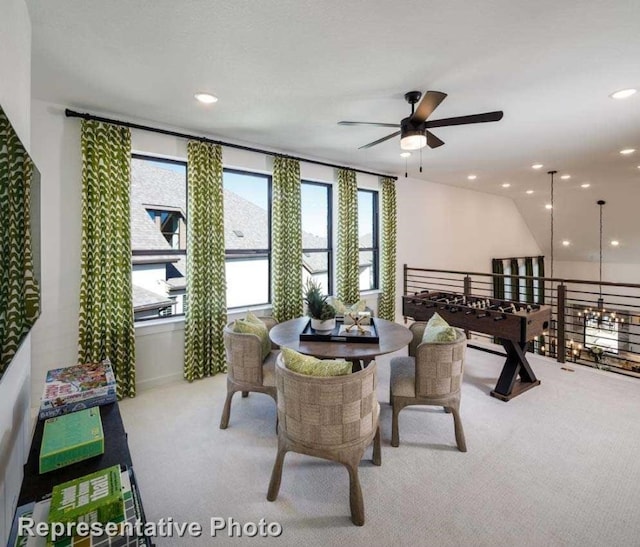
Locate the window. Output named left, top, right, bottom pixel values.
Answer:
left=223, top=169, right=271, bottom=308
left=301, top=181, right=332, bottom=294
left=130, top=155, right=187, bottom=321
left=357, top=189, right=379, bottom=291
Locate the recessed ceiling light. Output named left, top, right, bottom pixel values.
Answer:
left=581, top=183, right=591, bottom=188
left=467, top=174, right=477, bottom=180
left=400, top=152, right=411, bottom=158
left=531, top=164, right=543, bottom=169
left=545, top=204, right=553, bottom=210
left=620, top=148, right=636, bottom=155
left=560, top=174, right=571, bottom=180
left=611, top=240, right=620, bottom=246
left=526, top=190, right=534, bottom=194
left=501, top=183, right=511, bottom=188
left=562, top=240, right=570, bottom=246
left=610, top=88, right=637, bottom=99
left=194, top=92, right=218, bottom=104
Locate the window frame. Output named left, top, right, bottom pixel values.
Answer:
left=301, top=179, right=334, bottom=294
left=131, top=154, right=189, bottom=322
left=357, top=188, right=380, bottom=291
left=223, top=167, right=273, bottom=310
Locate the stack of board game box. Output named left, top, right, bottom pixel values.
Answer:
left=7, top=467, right=149, bottom=547
left=39, top=361, right=117, bottom=420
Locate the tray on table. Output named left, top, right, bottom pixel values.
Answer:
left=299, top=319, right=379, bottom=344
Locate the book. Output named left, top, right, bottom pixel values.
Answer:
left=38, top=392, right=117, bottom=421
left=48, top=465, right=124, bottom=527
left=39, top=361, right=117, bottom=420
left=40, top=408, right=105, bottom=474
left=50, top=469, right=147, bottom=547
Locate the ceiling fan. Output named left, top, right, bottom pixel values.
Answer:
left=338, top=91, right=504, bottom=150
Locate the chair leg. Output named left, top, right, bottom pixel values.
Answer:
left=219, top=390, right=235, bottom=429
left=391, top=400, right=401, bottom=447
left=450, top=405, right=467, bottom=452
left=267, top=445, right=287, bottom=501
left=443, top=406, right=451, bottom=413
left=346, top=461, right=365, bottom=526
left=242, top=391, right=249, bottom=398
left=372, top=426, right=381, bottom=466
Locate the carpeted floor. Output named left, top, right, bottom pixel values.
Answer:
left=119, top=348, right=640, bottom=546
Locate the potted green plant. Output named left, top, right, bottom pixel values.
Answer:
left=304, top=279, right=336, bottom=331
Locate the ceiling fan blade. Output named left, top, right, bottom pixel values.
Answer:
left=358, top=131, right=401, bottom=149
left=339, top=121, right=400, bottom=128
left=425, top=111, right=504, bottom=128
left=426, top=131, right=445, bottom=148
left=411, top=91, right=448, bottom=123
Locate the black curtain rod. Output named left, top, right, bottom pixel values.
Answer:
left=65, top=109, right=398, bottom=180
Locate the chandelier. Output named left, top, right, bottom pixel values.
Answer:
left=577, top=200, right=623, bottom=327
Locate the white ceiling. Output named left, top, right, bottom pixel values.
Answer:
left=27, top=0, right=640, bottom=263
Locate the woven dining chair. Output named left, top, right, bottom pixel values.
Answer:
left=219, top=317, right=279, bottom=429
left=389, top=323, right=467, bottom=451
left=267, top=354, right=381, bottom=526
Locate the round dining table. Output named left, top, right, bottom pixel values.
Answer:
left=269, top=316, right=413, bottom=370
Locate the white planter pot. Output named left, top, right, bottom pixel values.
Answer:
left=310, top=318, right=336, bottom=332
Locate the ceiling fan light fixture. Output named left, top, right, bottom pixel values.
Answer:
left=400, top=131, right=427, bottom=150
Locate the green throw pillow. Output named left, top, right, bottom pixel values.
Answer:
left=245, top=311, right=263, bottom=325
left=234, top=317, right=271, bottom=361
left=331, top=297, right=367, bottom=315
left=422, top=325, right=459, bottom=343
left=281, top=348, right=352, bottom=377
left=426, top=312, right=449, bottom=328
left=422, top=313, right=459, bottom=343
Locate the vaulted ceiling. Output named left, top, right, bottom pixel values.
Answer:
left=27, top=0, right=640, bottom=263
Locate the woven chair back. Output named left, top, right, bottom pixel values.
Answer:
left=223, top=322, right=263, bottom=385
left=275, top=354, right=378, bottom=448
left=414, top=330, right=466, bottom=398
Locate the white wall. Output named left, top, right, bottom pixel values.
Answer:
left=30, top=100, right=541, bottom=398
left=554, top=260, right=640, bottom=285
left=0, top=0, right=31, bottom=542
left=395, top=177, right=542, bottom=319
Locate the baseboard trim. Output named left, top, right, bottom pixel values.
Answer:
left=136, top=372, right=184, bottom=392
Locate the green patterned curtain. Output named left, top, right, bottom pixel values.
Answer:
left=510, top=258, right=519, bottom=301
left=378, top=177, right=397, bottom=321
left=271, top=156, right=303, bottom=322
left=0, top=107, right=40, bottom=377
left=525, top=257, right=534, bottom=303
left=337, top=168, right=359, bottom=303
left=492, top=259, right=504, bottom=299
left=537, top=256, right=546, bottom=304
left=78, top=120, right=135, bottom=398
left=184, top=141, right=226, bottom=381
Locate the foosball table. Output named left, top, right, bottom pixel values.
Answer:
left=402, top=290, right=552, bottom=401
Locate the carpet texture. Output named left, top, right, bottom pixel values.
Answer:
left=120, top=348, right=640, bottom=546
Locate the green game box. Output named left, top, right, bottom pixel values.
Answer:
left=48, top=464, right=124, bottom=526
left=40, top=407, right=105, bottom=473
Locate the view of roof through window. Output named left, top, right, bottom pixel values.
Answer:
left=130, top=157, right=376, bottom=320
